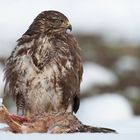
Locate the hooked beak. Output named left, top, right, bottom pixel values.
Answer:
left=67, top=24, right=72, bottom=31
left=66, top=21, right=72, bottom=31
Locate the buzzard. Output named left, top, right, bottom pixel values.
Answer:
left=4, top=11, right=83, bottom=116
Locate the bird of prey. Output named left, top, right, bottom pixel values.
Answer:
left=4, top=11, right=83, bottom=116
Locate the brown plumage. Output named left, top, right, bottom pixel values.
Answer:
left=4, top=11, right=83, bottom=116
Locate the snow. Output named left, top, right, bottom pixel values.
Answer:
left=76, top=94, right=133, bottom=125
left=0, top=65, right=5, bottom=98
left=75, top=93, right=140, bottom=135
left=108, top=117, right=140, bottom=134
left=0, top=133, right=140, bottom=140
left=81, top=62, right=118, bottom=92
left=0, top=98, right=2, bottom=105
left=0, top=98, right=3, bottom=105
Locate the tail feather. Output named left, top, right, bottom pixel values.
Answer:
left=80, top=125, right=117, bottom=133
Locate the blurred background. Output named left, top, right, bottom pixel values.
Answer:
left=0, top=0, right=140, bottom=133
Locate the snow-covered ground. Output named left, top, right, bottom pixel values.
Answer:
left=76, top=94, right=140, bottom=134
left=0, top=133, right=139, bottom=140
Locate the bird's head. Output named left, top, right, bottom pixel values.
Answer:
left=43, top=10, right=72, bottom=32
left=24, top=10, right=72, bottom=35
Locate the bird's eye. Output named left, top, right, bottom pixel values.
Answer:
left=55, top=19, right=63, bottom=25
left=55, top=20, right=61, bottom=24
